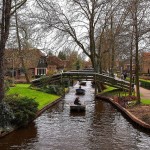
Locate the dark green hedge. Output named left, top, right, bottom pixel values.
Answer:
left=4, top=94, right=39, bottom=127
left=139, top=79, right=150, bottom=89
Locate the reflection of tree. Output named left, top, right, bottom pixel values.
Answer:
left=92, top=101, right=104, bottom=123
left=92, top=101, right=116, bottom=125
left=87, top=100, right=116, bottom=149
left=46, top=100, right=64, bottom=114
left=0, top=122, right=37, bottom=150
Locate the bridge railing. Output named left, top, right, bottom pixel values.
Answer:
left=31, top=71, right=130, bottom=90
left=95, top=73, right=130, bottom=90
left=32, top=74, right=62, bottom=87
left=62, top=72, right=130, bottom=90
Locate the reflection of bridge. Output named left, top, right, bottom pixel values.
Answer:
left=32, top=70, right=130, bottom=90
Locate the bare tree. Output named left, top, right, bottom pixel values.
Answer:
left=34, top=0, right=123, bottom=72
left=14, top=0, right=30, bottom=83
left=95, top=0, right=131, bottom=75
left=128, top=0, right=150, bottom=103
left=0, top=0, right=27, bottom=102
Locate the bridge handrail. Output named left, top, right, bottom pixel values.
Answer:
left=31, top=71, right=130, bottom=90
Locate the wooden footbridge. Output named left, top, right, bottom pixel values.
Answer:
left=32, top=69, right=130, bottom=91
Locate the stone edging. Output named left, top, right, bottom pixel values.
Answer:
left=95, top=95, right=150, bottom=131
left=35, top=96, right=64, bottom=119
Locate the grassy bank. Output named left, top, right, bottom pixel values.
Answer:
left=141, top=99, right=150, bottom=105
left=100, top=86, right=150, bottom=105
left=100, top=86, right=117, bottom=94
left=7, top=84, right=60, bottom=110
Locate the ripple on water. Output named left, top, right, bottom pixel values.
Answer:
left=0, top=81, right=150, bottom=150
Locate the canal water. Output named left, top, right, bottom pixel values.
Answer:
left=0, top=81, right=150, bottom=150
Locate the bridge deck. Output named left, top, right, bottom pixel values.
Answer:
left=32, top=70, right=130, bottom=90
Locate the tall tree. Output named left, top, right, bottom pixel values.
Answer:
left=0, top=0, right=12, bottom=102
left=14, top=0, right=30, bottom=83
left=58, top=51, right=67, bottom=60
left=35, top=0, right=121, bottom=72
left=129, top=0, right=150, bottom=103
left=0, top=0, right=27, bottom=102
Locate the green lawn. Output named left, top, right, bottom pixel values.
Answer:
left=7, top=84, right=60, bottom=110
left=100, top=86, right=150, bottom=105
left=140, top=79, right=150, bottom=83
left=99, top=86, right=117, bottom=94
left=141, top=99, right=150, bottom=105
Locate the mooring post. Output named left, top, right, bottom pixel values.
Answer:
left=61, top=73, right=65, bottom=96
left=94, top=74, right=97, bottom=95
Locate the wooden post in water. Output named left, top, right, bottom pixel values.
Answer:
left=61, top=73, right=65, bottom=96
left=94, top=74, right=97, bottom=96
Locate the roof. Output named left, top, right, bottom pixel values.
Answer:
left=46, top=55, right=67, bottom=69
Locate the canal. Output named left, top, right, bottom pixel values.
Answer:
left=0, top=81, right=150, bottom=150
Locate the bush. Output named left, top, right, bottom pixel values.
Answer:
left=4, top=95, right=39, bottom=127
left=139, top=79, right=150, bottom=89
left=4, top=79, right=15, bottom=92
left=4, top=80, right=10, bottom=92
left=0, top=102, right=14, bottom=128
left=41, top=85, right=64, bottom=96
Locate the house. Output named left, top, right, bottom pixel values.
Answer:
left=141, top=52, right=150, bottom=74
left=4, top=48, right=45, bottom=78
left=34, top=55, right=67, bottom=76
left=114, top=58, right=136, bottom=74
left=4, top=49, right=68, bottom=79
left=46, top=55, right=67, bottom=71
left=35, top=56, right=48, bottom=76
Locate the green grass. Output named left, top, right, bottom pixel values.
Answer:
left=101, top=85, right=150, bottom=105
left=140, top=79, right=150, bottom=83
left=141, top=99, right=150, bottom=105
left=99, top=86, right=117, bottom=94
left=7, top=84, right=60, bottom=110
left=99, top=86, right=129, bottom=96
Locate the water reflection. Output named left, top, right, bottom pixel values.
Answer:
left=0, top=81, right=150, bottom=150
left=0, top=122, right=37, bottom=150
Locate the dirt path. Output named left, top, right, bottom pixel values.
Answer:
left=139, top=87, right=150, bottom=99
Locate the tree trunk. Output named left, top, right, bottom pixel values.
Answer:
left=15, top=1, right=30, bottom=83
left=129, top=32, right=133, bottom=95
left=110, top=3, right=115, bottom=77
left=135, top=33, right=140, bottom=103
left=0, top=44, right=5, bottom=102
left=134, top=0, right=140, bottom=104
left=0, top=0, right=12, bottom=102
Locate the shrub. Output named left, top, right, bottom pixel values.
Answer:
left=139, top=79, right=150, bottom=89
left=47, top=70, right=56, bottom=76
left=0, top=102, right=14, bottom=128
left=4, top=80, right=10, bottom=92
left=4, top=95, right=39, bottom=127
left=41, top=85, right=64, bottom=95
left=4, top=79, right=15, bottom=92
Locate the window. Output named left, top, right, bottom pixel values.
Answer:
left=37, top=68, right=46, bottom=75
left=39, top=59, right=44, bottom=63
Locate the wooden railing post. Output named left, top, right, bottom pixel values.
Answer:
left=94, top=74, right=97, bottom=95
